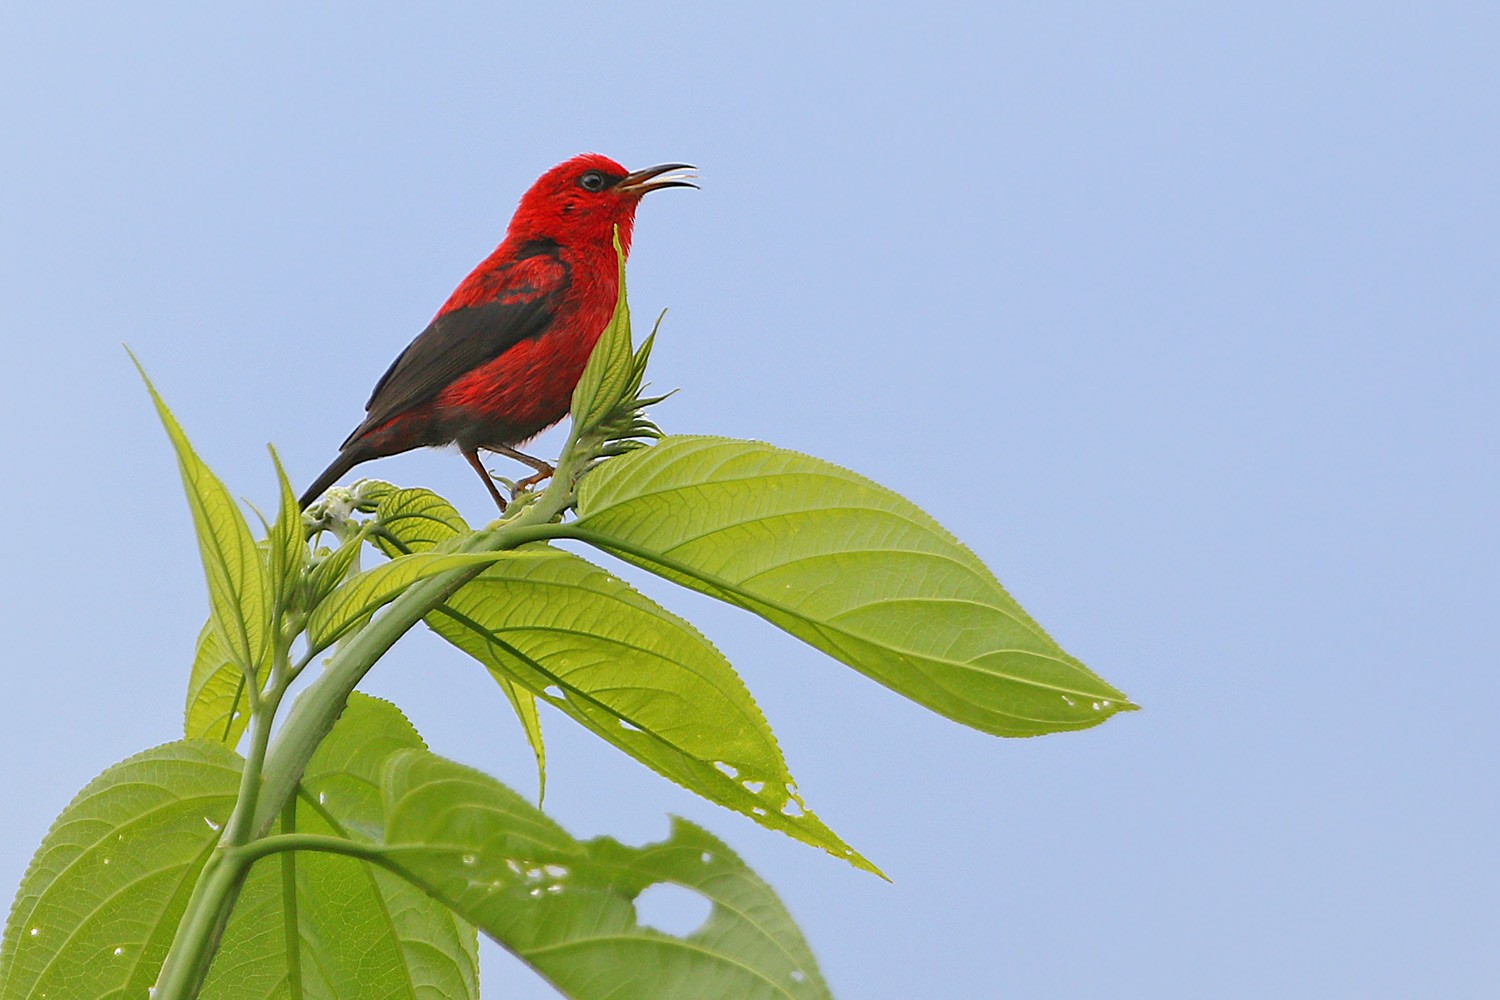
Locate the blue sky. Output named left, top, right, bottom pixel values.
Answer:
left=2, top=3, right=1496, bottom=997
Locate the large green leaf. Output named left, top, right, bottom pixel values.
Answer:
left=424, top=546, right=871, bottom=871
left=201, top=694, right=479, bottom=1000
left=372, top=489, right=871, bottom=872
left=137, top=360, right=271, bottom=684
left=573, top=435, right=1136, bottom=737
left=379, top=751, right=833, bottom=1000
left=0, top=741, right=242, bottom=1000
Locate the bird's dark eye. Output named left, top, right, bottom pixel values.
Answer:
left=578, top=170, right=607, bottom=192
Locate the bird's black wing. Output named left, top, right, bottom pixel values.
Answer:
left=343, top=243, right=569, bottom=447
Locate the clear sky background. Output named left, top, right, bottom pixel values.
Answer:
left=2, top=4, right=1495, bottom=997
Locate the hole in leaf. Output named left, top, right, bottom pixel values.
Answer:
left=791, top=970, right=806, bottom=983
left=634, top=883, right=712, bottom=937
left=742, top=779, right=765, bottom=794
left=782, top=799, right=804, bottom=818
left=752, top=806, right=767, bottom=816
left=543, top=685, right=564, bottom=700
left=619, top=718, right=642, bottom=732
left=700, top=852, right=713, bottom=864
left=713, top=761, right=738, bottom=779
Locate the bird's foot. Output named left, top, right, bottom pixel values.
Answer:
left=510, top=461, right=556, bottom=496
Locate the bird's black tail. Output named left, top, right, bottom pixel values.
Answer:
left=298, top=450, right=365, bottom=509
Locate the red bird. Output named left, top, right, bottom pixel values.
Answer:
left=299, top=154, right=694, bottom=510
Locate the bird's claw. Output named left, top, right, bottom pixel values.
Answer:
left=510, top=464, right=555, bottom=496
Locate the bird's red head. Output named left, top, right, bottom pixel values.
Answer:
left=505, top=153, right=696, bottom=255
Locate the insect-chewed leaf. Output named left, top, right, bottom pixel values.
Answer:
left=568, top=234, right=634, bottom=434
left=201, top=694, right=479, bottom=1000
left=135, top=360, right=271, bottom=683
left=184, top=620, right=251, bottom=746
left=424, top=545, right=874, bottom=873
left=574, top=435, right=1136, bottom=737
left=305, top=550, right=509, bottom=652
left=0, top=741, right=242, bottom=1000
left=378, top=751, right=833, bottom=1000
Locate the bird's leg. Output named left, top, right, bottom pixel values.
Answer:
left=463, top=448, right=509, bottom=511
left=489, top=445, right=556, bottom=494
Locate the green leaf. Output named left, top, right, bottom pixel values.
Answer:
left=568, top=232, right=634, bottom=433
left=305, top=550, right=511, bottom=653
left=425, top=546, right=874, bottom=873
left=372, top=488, right=548, bottom=798
left=371, top=476, right=857, bottom=866
left=185, top=453, right=304, bottom=749
left=492, top=672, right=548, bottom=803
left=266, top=446, right=308, bottom=617
left=185, top=621, right=251, bottom=746
left=0, top=741, right=242, bottom=1000
left=201, top=694, right=479, bottom=1000
left=379, top=751, right=833, bottom=1000
left=303, top=531, right=363, bottom=613
left=371, top=486, right=470, bottom=556
left=135, top=357, right=271, bottom=684
left=574, top=435, right=1136, bottom=737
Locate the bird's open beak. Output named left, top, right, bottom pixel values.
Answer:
left=618, top=163, right=698, bottom=194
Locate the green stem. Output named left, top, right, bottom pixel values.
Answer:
left=149, top=853, right=251, bottom=1000
left=279, top=798, right=304, bottom=1000
left=153, top=681, right=284, bottom=999
left=232, top=832, right=394, bottom=867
